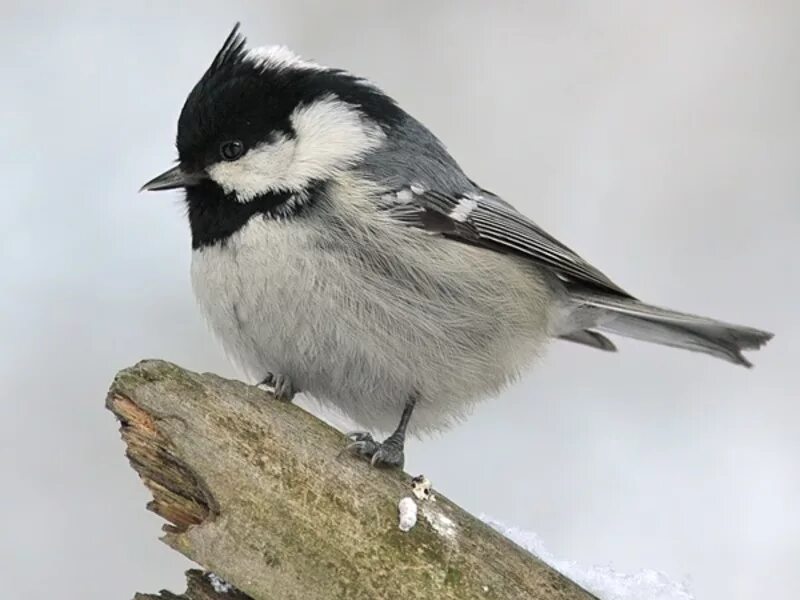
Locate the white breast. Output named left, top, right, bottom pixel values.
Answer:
left=191, top=191, right=555, bottom=434
left=191, top=214, right=316, bottom=381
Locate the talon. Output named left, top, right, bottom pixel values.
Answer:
left=345, top=431, right=405, bottom=469
left=347, top=431, right=373, bottom=442
left=344, top=395, right=416, bottom=469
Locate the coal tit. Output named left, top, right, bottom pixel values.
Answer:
left=142, top=24, right=772, bottom=468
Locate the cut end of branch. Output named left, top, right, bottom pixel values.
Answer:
left=107, top=391, right=215, bottom=533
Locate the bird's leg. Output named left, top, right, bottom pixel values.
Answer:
left=258, top=372, right=297, bottom=403
left=348, top=394, right=417, bottom=469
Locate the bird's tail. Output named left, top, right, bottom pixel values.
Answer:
left=568, top=291, right=773, bottom=367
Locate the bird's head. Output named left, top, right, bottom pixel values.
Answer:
left=141, top=24, right=401, bottom=216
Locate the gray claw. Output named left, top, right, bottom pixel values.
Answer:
left=259, top=372, right=296, bottom=402
left=346, top=431, right=405, bottom=469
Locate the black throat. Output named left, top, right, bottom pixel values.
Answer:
left=185, top=180, right=306, bottom=249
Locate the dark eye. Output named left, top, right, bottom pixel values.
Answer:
left=220, top=140, right=244, bottom=161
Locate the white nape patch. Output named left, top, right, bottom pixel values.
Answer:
left=289, top=95, right=385, bottom=184
left=207, top=96, right=385, bottom=202
left=245, top=45, right=325, bottom=72
left=397, top=497, right=418, bottom=532
left=449, top=196, right=479, bottom=222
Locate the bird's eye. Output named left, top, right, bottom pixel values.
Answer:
left=220, top=140, right=244, bottom=161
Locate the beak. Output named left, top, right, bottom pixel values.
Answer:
left=140, top=164, right=206, bottom=192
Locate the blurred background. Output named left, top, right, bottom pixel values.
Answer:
left=1, top=1, right=798, bottom=598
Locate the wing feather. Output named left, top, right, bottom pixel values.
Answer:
left=378, top=186, right=631, bottom=297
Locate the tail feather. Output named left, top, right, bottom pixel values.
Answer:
left=570, top=293, right=773, bottom=367
left=559, top=330, right=617, bottom=352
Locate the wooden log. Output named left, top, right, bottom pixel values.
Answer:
left=107, top=360, right=598, bottom=600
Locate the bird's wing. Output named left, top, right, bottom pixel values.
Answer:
left=376, top=185, right=633, bottom=298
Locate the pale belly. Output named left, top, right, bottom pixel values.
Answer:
left=191, top=214, right=555, bottom=433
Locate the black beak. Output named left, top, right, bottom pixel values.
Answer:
left=140, top=165, right=206, bottom=192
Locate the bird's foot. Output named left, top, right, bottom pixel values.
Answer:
left=346, top=431, right=405, bottom=469
left=258, top=372, right=296, bottom=402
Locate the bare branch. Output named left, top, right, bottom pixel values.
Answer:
left=108, top=360, right=598, bottom=600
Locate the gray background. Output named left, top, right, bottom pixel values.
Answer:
left=1, top=1, right=797, bottom=599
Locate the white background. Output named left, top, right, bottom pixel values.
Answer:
left=1, top=2, right=797, bottom=599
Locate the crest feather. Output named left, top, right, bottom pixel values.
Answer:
left=209, top=23, right=248, bottom=74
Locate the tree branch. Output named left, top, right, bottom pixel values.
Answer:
left=107, top=360, right=598, bottom=600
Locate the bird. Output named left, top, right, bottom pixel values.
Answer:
left=141, top=24, right=772, bottom=468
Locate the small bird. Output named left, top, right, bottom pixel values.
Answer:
left=142, top=25, right=772, bottom=468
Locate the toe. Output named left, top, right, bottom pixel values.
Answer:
left=344, top=433, right=404, bottom=468
left=274, top=375, right=296, bottom=402
left=257, top=373, right=275, bottom=387
left=259, top=373, right=296, bottom=402
left=275, top=385, right=294, bottom=402
left=347, top=431, right=375, bottom=443
left=346, top=438, right=380, bottom=458
left=370, top=444, right=405, bottom=469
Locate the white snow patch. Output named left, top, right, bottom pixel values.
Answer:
left=398, top=497, right=418, bottom=532
left=481, top=517, right=694, bottom=600
left=207, top=573, right=233, bottom=594
left=422, top=505, right=458, bottom=539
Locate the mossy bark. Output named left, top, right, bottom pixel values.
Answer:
left=108, top=360, right=598, bottom=600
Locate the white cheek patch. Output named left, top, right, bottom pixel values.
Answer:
left=207, top=97, right=385, bottom=202
left=207, top=136, right=298, bottom=202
